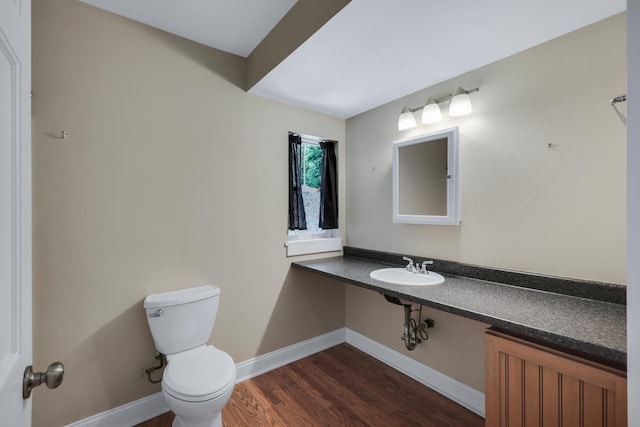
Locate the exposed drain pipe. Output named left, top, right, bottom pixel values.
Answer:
left=383, top=294, right=434, bottom=351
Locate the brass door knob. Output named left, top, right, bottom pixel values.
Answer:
left=23, top=362, right=65, bottom=399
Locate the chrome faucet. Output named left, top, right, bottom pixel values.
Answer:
left=420, top=260, right=434, bottom=274
left=402, top=256, right=417, bottom=272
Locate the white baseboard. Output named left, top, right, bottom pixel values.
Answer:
left=66, top=327, right=484, bottom=426
left=64, top=392, right=168, bottom=427
left=345, top=328, right=485, bottom=417
left=235, top=328, right=346, bottom=382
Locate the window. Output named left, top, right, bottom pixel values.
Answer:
left=286, top=132, right=342, bottom=256
left=290, top=142, right=322, bottom=236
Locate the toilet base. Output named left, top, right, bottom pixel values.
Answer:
left=163, top=375, right=234, bottom=427
left=172, top=412, right=222, bottom=427
left=161, top=346, right=236, bottom=427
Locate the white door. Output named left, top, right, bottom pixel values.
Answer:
left=0, top=0, right=32, bottom=425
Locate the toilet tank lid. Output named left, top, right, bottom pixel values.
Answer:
left=144, top=285, right=220, bottom=309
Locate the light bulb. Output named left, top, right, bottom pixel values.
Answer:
left=398, top=107, right=417, bottom=131
left=449, top=87, right=472, bottom=116
left=421, top=98, right=442, bottom=124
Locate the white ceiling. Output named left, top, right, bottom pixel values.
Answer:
left=79, top=0, right=297, bottom=57
left=80, top=0, right=626, bottom=119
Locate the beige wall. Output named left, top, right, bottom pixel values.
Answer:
left=345, top=14, right=626, bottom=392
left=31, top=1, right=345, bottom=425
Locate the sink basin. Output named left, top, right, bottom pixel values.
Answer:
left=369, top=268, right=445, bottom=286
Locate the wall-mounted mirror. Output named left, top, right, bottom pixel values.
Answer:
left=393, top=127, right=460, bottom=225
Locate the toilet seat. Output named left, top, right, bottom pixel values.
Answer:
left=163, top=345, right=236, bottom=402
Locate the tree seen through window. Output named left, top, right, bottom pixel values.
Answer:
left=302, top=143, right=321, bottom=189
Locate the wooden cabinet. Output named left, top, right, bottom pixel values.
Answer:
left=485, top=329, right=627, bottom=427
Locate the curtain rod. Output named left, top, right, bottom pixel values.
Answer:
left=289, top=131, right=338, bottom=144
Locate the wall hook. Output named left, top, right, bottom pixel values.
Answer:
left=610, top=94, right=627, bottom=127
left=61, top=131, right=68, bottom=139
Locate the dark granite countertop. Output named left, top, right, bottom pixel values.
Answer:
left=292, top=253, right=627, bottom=367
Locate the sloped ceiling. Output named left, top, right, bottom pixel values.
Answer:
left=79, top=0, right=298, bottom=57
left=80, top=0, right=626, bottom=119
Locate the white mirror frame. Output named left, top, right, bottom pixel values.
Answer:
left=393, top=127, right=460, bottom=225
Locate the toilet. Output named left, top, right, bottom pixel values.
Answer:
left=144, top=285, right=236, bottom=427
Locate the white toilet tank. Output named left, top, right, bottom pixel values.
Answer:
left=144, top=285, right=220, bottom=355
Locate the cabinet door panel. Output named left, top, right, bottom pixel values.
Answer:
left=507, top=354, right=524, bottom=426
left=582, top=381, right=605, bottom=427
left=485, top=330, right=627, bottom=427
left=523, top=361, right=541, bottom=426
left=541, top=367, right=560, bottom=426
left=561, top=375, right=581, bottom=426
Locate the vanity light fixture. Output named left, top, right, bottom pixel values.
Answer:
left=397, top=86, right=479, bottom=130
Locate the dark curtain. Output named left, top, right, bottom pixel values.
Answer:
left=288, top=133, right=307, bottom=230
left=319, top=141, right=338, bottom=229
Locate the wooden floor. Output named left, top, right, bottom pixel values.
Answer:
left=135, top=343, right=484, bottom=427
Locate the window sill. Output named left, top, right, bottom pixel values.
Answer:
left=285, top=237, right=343, bottom=257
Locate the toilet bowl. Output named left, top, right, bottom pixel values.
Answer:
left=144, top=285, right=236, bottom=427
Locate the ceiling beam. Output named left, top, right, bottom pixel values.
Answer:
left=246, top=0, right=351, bottom=91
